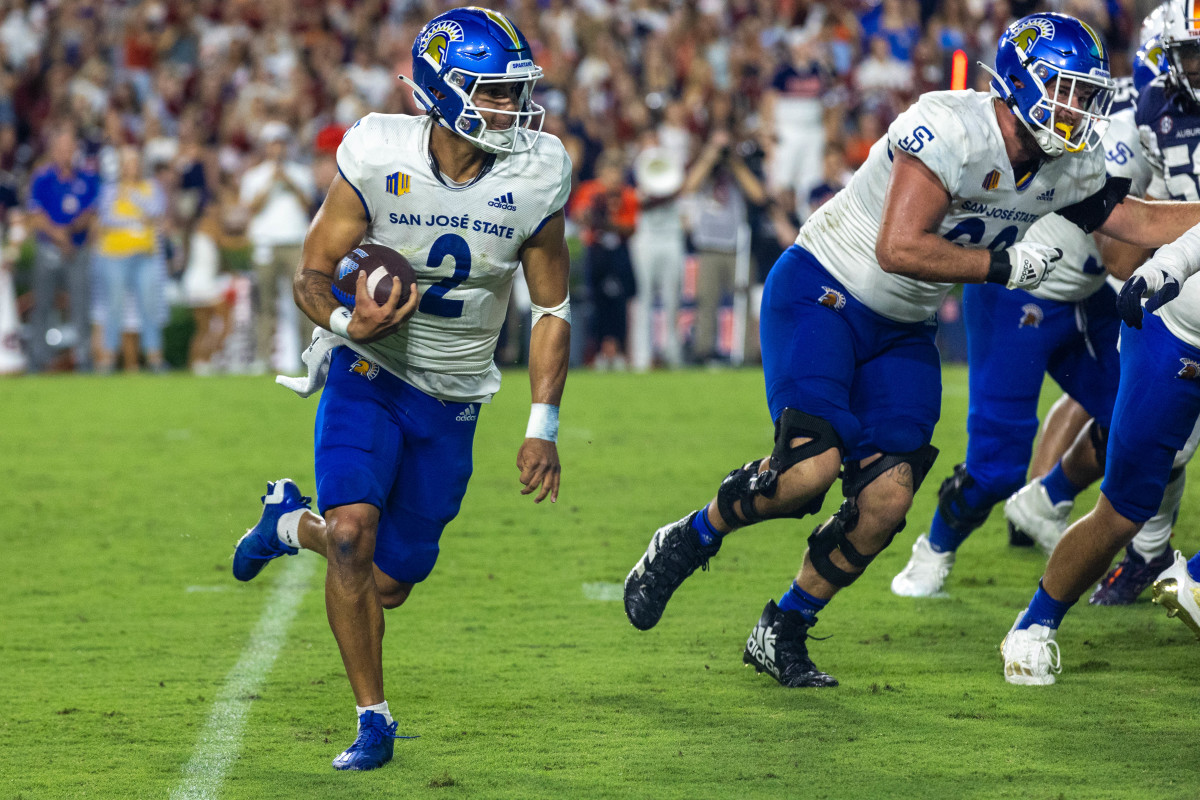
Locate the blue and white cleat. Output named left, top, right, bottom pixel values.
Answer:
left=332, top=711, right=397, bottom=771
left=232, top=479, right=308, bottom=582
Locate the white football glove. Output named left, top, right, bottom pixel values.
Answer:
left=1003, top=242, right=1063, bottom=290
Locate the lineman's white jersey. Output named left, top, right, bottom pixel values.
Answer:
left=1024, top=107, right=1152, bottom=303
left=336, top=114, right=572, bottom=402
left=797, top=90, right=1106, bottom=323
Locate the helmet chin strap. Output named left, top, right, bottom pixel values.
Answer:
left=1032, top=125, right=1065, bottom=158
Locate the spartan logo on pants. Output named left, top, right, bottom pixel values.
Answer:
left=745, top=622, right=780, bottom=679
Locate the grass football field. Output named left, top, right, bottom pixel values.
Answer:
left=4, top=365, right=1200, bottom=799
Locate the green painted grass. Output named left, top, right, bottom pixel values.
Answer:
left=2, top=366, right=1199, bottom=799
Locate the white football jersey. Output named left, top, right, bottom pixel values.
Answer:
left=335, top=114, right=572, bottom=401
left=797, top=90, right=1106, bottom=322
left=1025, top=107, right=1152, bottom=303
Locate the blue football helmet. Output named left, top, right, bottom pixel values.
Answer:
left=1160, top=0, right=1200, bottom=104
left=400, top=7, right=545, bottom=155
left=1134, top=33, right=1168, bottom=94
left=983, top=12, right=1115, bottom=157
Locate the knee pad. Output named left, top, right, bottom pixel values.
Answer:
left=716, top=408, right=843, bottom=527
left=807, top=444, right=939, bottom=588
left=936, top=462, right=990, bottom=535
left=1088, top=422, right=1109, bottom=471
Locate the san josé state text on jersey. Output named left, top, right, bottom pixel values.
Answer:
left=387, top=211, right=518, bottom=240
left=336, top=112, right=572, bottom=380
left=798, top=90, right=1105, bottom=323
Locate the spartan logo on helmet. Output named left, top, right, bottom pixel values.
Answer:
left=1010, top=17, right=1057, bottom=53
left=417, top=20, right=465, bottom=69
left=818, top=287, right=847, bottom=311
left=1178, top=358, right=1200, bottom=380
left=1019, top=303, right=1045, bottom=328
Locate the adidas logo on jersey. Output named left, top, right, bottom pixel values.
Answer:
left=456, top=403, right=478, bottom=422
left=488, top=191, right=516, bottom=211
left=1036, top=188, right=1055, bottom=202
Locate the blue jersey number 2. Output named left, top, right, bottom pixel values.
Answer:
left=419, top=233, right=471, bottom=318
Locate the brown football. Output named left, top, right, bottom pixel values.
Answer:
left=331, top=243, right=416, bottom=308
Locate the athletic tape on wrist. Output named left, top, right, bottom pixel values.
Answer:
left=329, top=306, right=352, bottom=338
left=525, top=403, right=559, bottom=442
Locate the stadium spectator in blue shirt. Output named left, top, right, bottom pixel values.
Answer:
left=27, top=125, right=99, bottom=372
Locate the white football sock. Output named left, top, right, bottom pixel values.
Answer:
left=277, top=508, right=305, bottom=549
left=1131, top=468, right=1186, bottom=562
left=356, top=701, right=393, bottom=726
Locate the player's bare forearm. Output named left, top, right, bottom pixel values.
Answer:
left=518, top=209, right=570, bottom=503
left=876, top=231, right=994, bottom=282
left=1100, top=196, right=1200, bottom=249
left=1095, top=231, right=1152, bottom=281
left=294, top=266, right=341, bottom=327
left=519, top=321, right=567, bottom=503
left=528, top=316, right=569, bottom=405
left=876, top=150, right=994, bottom=283
left=292, top=172, right=370, bottom=329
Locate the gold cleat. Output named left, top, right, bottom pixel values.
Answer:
left=1150, top=552, right=1200, bottom=642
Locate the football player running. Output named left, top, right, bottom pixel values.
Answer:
left=1001, top=17, right=1194, bottom=608
left=230, top=7, right=572, bottom=769
left=1003, top=0, right=1200, bottom=684
left=890, top=30, right=1163, bottom=600
left=624, top=12, right=1200, bottom=689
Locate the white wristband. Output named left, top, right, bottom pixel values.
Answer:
left=329, top=306, right=352, bottom=338
left=525, top=403, right=559, bottom=442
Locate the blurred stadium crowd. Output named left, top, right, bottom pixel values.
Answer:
left=0, top=0, right=1157, bottom=376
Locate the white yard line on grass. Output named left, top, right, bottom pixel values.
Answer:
left=582, top=582, right=624, bottom=601
left=171, top=554, right=316, bottom=800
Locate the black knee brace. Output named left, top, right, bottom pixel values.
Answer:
left=716, top=408, right=843, bottom=527
left=1088, top=421, right=1109, bottom=471
left=842, top=445, right=940, bottom=499
left=807, top=500, right=868, bottom=588
left=807, top=444, right=939, bottom=588
left=936, top=462, right=990, bottom=534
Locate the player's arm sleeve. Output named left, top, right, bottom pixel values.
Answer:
left=1056, top=174, right=1132, bottom=233
left=885, top=99, right=967, bottom=196
left=335, top=118, right=375, bottom=223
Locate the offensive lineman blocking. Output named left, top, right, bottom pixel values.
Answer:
left=231, top=8, right=572, bottom=769
left=625, top=12, right=1200, bottom=688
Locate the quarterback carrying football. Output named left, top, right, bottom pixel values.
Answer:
left=231, top=7, right=572, bottom=770
left=624, top=11, right=1200, bottom=689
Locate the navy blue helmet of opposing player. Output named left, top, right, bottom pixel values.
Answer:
left=400, top=6, right=545, bottom=155
left=1161, top=0, right=1200, bottom=104
left=983, top=12, right=1115, bottom=157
